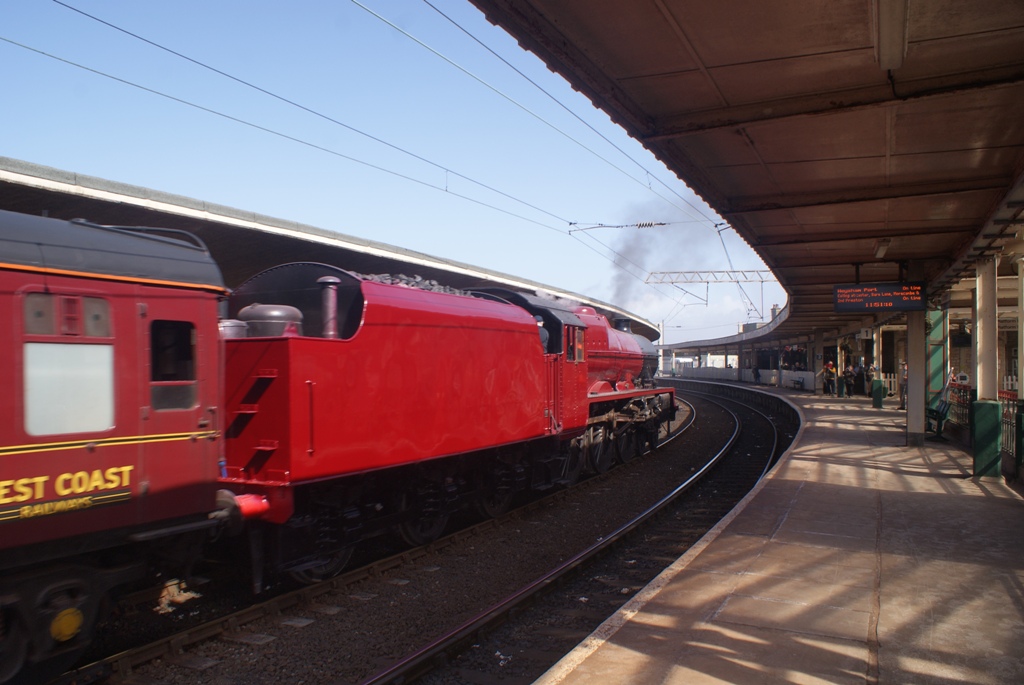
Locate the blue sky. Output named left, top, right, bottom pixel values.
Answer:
left=1, top=0, right=787, bottom=344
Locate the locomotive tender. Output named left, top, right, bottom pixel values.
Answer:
left=0, top=209, right=673, bottom=682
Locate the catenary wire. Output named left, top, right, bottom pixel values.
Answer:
left=37, top=3, right=723, bottom=321
left=2, top=32, right=679, bottom=307
left=350, top=0, right=713, bottom=229
left=0, top=34, right=567, bottom=237
left=48, top=1, right=683, bottom=294
left=51, top=0, right=576, bottom=229
left=419, top=0, right=718, bottom=227
left=42, top=2, right=690, bottom=307
left=408, top=0, right=753, bottom=309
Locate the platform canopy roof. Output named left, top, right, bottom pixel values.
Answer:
left=468, top=0, right=1024, bottom=350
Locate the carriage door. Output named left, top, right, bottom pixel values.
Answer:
left=139, top=290, right=219, bottom=521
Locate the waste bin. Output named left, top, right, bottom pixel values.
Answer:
left=871, top=379, right=885, bottom=408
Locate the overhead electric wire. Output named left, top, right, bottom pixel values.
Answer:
left=353, top=0, right=713, bottom=228
left=714, top=221, right=762, bottom=319
left=567, top=220, right=714, bottom=234
left=344, top=0, right=716, bottom=314
left=419, top=0, right=718, bottom=227
left=41, top=1, right=721, bottom=318
left=0, top=35, right=566, bottom=236
left=412, top=0, right=758, bottom=318
left=46, top=0, right=688, bottom=307
left=3, top=31, right=676, bottom=307
left=51, top=0, right=574, bottom=229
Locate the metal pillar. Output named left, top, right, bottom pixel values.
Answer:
left=1017, top=253, right=1024, bottom=478
left=927, top=308, right=948, bottom=403
left=974, top=257, right=1001, bottom=476
left=976, top=257, right=999, bottom=400
left=974, top=401, right=1002, bottom=477
left=907, top=309, right=927, bottom=445
left=811, top=330, right=824, bottom=394
left=1018, top=252, right=1024, bottom=396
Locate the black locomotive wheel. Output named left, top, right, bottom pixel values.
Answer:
left=641, top=397, right=669, bottom=452
left=560, top=442, right=585, bottom=487
left=398, top=512, right=449, bottom=547
left=585, top=425, right=614, bottom=474
left=474, top=461, right=519, bottom=519
left=659, top=415, right=672, bottom=441
left=397, top=486, right=450, bottom=547
left=1, top=614, right=93, bottom=685
left=616, top=428, right=639, bottom=463
left=288, top=546, right=354, bottom=585
left=476, top=490, right=512, bottom=519
left=643, top=425, right=659, bottom=453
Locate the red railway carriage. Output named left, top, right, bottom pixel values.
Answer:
left=215, top=265, right=671, bottom=585
left=0, top=210, right=226, bottom=682
left=220, top=264, right=554, bottom=524
left=214, top=264, right=578, bottom=584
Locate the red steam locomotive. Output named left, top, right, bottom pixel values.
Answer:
left=0, top=209, right=673, bottom=682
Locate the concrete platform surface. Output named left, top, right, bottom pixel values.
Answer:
left=534, top=391, right=1024, bottom=685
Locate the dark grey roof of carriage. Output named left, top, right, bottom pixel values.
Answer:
left=0, top=208, right=224, bottom=289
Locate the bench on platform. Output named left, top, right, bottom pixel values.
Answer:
left=926, top=400, right=951, bottom=439
left=792, top=378, right=804, bottom=390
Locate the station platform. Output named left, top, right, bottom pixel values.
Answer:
left=534, top=390, right=1024, bottom=684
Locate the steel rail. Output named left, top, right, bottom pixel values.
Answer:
left=358, top=395, right=740, bottom=685
left=683, top=388, right=781, bottom=481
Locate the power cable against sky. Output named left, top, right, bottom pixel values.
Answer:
left=418, top=0, right=718, bottom=227
left=50, top=0, right=574, bottom=229
left=41, top=0, right=698, bottom=308
left=0, top=35, right=567, bottom=236
left=4, top=30, right=691, bottom=313
left=349, top=0, right=716, bottom=228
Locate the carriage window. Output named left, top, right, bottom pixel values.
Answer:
left=24, top=294, right=111, bottom=337
left=24, top=343, right=114, bottom=435
left=151, top=320, right=197, bottom=410
left=23, top=293, right=115, bottom=435
left=83, top=297, right=111, bottom=337
left=24, top=293, right=56, bottom=335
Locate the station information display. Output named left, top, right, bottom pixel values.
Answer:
left=833, top=282, right=926, bottom=312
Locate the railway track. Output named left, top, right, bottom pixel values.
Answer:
left=52, top=388, right=795, bottom=685
left=413, top=389, right=795, bottom=684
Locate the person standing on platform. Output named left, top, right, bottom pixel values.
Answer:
left=898, top=361, right=908, bottom=409
left=818, top=361, right=836, bottom=396
left=843, top=364, right=856, bottom=397
left=865, top=364, right=876, bottom=395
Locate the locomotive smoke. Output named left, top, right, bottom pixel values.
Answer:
left=611, top=226, right=655, bottom=305
left=609, top=205, right=721, bottom=307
